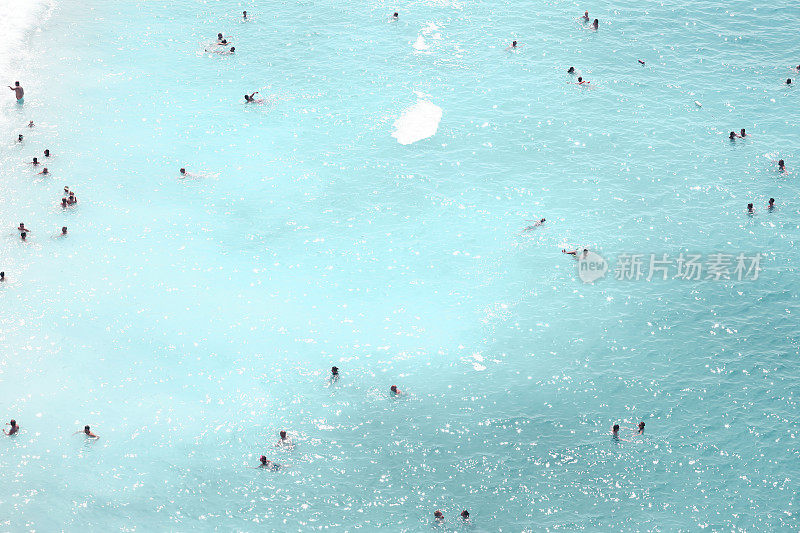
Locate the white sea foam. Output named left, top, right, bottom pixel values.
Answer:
left=412, top=35, right=429, bottom=51
left=0, top=0, right=56, bottom=72
left=391, top=99, right=443, bottom=145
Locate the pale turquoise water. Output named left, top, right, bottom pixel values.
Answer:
left=1, top=0, right=799, bottom=530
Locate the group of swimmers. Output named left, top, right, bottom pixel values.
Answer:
left=4, top=420, right=98, bottom=439
left=14, top=222, right=69, bottom=243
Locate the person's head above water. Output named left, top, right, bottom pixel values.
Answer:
left=243, top=10, right=247, bottom=17
left=0, top=272, right=5, bottom=280
left=280, top=430, right=287, bottom=440
left=390, top=385, right=398, bottom=394
left=740, top=128, right=746, bottom=137
left=577, top=76, right=583, bottom=82
left=393, top=12, right=398, bottom=18
left=613, top=424, right=620, bottom=432
left=638, top=421, right=645, bottom=431
left=778, top=159, right=785, bottom=169
left=592, top=19, right=598, bottom=28
left=260, top=455, right=267, bottom=465
left=218, top=33, right=223, bottom=40
left=512, top=40, right=517, bottom=47
left=568, top=66, right=575, bottom=73
left=44, top=149, right=50, bottom=157
left=787, top=78, right=793, bottom=85
left=461, top=510, right=470, bottom=519
left=729, top=131, right=736, bottom=139
left=434, top=510, right=444, bottom=520
left=32, top=157, right=38, bottom=163
left=62, top=226, right=67, bottom=234
left=17, top=134, right=22, bottom=142
left=84, top=425, right=91, bottom=433
left=230, top=47, right=235, bottom=52
left=769, top=198, right=775, bottom=206
left=180, top=168, right=186, bottom=174
left=331, top=366, right=339, bottom=375
left=20, top=232, right=26, bottom=240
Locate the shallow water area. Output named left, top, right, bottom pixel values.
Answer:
left=1, top=0, right=800, bottom=530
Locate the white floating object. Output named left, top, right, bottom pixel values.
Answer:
left=392, top=100, right=443, bottom=145
left=694, top=100, right=702, bottom=107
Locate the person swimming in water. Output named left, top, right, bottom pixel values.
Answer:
left=331, top=366, right=339, bottom=378
left=460, top=510, right=470, bottom=520
left=17, top=134, right=23, bottom=142
left=38, top=167, right=48, bottom=175
left=637, top=421, right=645, bottom=434
left=61, top=198, right=68, bottom=208
left=20, top=232, right=27, bottom=241
left=778, top=159, right=785, bottom=171
left=60, top=226, right=68, bottom=236
left=4, top=419, right=19, bottom=436
left=393, top=12, right=398, bottom=19
left=277, top=430, right=293, bottom=448
left=729, top=131, right=736, bottom=140
left=244, top=91, right=263, bottom=103
left=257, top=455, right=281, bottom=470
left=0, top=272, right=5, bottom=281
left=768, top=198, right=775, bottom=210
left=563, top=248, right=589, bottom=259
left=217, top=32, right=224, bottom=42
left=31, top=157, right=39, bottom=166
left=434, top=510, right=444, bottom=521
left=612, top=424, right=620, bottom=438
left=787, top=78, right=792, bottom=85
left=524, top=218, right=546, bottom=231
left=747, top=203, right=754, bottom=214
left=17, top=223, right=30, bottom=233
left=510, top=40, right=517, bottom=49
left=738, top=128, right=747, bottom=138
left=568, top=66, right=575, bottom=74
left=27, top=120, right=34, bottom=128
left=591, top=18, right=598, bottom=30
left=44, top=149, right=50, bottom=157
left=243, top=10, right=247, bottom=19
left=582, top=10, right=589, bottom=20
left=576, top=77, right=589, bottom=85
left=75, top=425, right=99, bottom=439
left=390, top=385, right=401, bottom=396
left=8, top=81, right=23, bottom=103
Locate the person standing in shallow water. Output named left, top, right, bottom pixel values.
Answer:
left=8, top=81, right=23, bottom=103
left=4, top=419, right=19, bottom=435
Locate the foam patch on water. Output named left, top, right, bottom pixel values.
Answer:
left=392, top=99, right=443, bottom=145
left=0, top=0, right=55, bottom=72
left=412, top=35, right=429, bottom=51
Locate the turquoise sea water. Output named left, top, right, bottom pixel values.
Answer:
left=1, top=0, right=799, bottom=530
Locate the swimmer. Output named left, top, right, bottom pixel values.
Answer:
left=17, top=223, right=30, bottom=233
left=331, top=366, right=339, bottom=378
left=524, top=218, right=546, bottom=231
left=778, top=159, right=785, bottom=171
left=60, top=226, right=68, bottom=236
left=787, top=78, right=792, bottom=85
left=738, top=128, right=747, bottom=138
left=768, top=198, right=775, bottom=210
left=393, top=12, right=398, bottom=19
left=217, top=33, right=224, bottom=42
left=390, top=385, right=401, bottom=395
left=0, top=272, right=5, bottom=281
left=61, top=198, right=68, bottom=208
left=277, top=430, right=293, bottom=448
left=74, top=425, right=99, bottom=439
left=582, top=10, right=589, bottom=20
left=31, top=157, right=39, bottom=165
left=4, top=419, right=19, bottom=436
left=461, top=510, right=470, bottom=520
left=612, top=424, right=620, bottom=438
left=257, top=455, right=281, bottom=470
left=8, top=81, right=23, bottom=102
left=729, top=131, right=736, bottom=140
left=747, top=202, right=754, bottom=214
left=38, top=167, right=48, bottom=175
left=591, top=19, right=598, bottom=30
left=637, top=421, right=645, bottom=434
left=434, top=510, right=444, bottom=521
left=244, top=91, right=263, bottom=103
left=20, top=232, right=27, bottom=241
left=243, top=10, right=247, bottom=19
left=576, top=77, right=589, bottom=85
left=567, top=66, right=575, bottom=74
left=510, top=40, right=517, bottom=49
left=64, top=186, right=70, bottom=194
left=67, top=192, right=77, bottom=205
left=180, top=168, right=186, bottom=177
left=44, top=149, right=50, bottom=157
left=17, top=134, right=22, bottom=142
left=27, top=120, right=34, bottom=128
left=563, top=248, right=589, bottom=259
